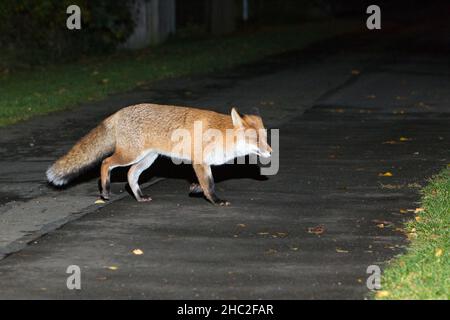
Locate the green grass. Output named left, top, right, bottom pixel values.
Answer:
left=377, top=168, right=450, bottom=299
left=0, top=20, right=356, bottom=127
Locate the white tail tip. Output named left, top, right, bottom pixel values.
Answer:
left=46, top=166, right=68, bottom=186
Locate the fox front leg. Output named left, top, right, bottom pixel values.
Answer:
left=192, top=164, right=230, bottom=206
left=127, top=152, right=158, bottom=202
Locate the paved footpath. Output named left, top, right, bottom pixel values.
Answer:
left=0, top=19, right=449, bottom=298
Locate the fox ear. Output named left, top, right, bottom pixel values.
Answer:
left=231, top=107, right=244, bottom=128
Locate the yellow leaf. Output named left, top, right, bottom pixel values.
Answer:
left=336, top=248, right=349, bottom=253
left=399, top=209, right=408, bottom=214
left=95, top=199, right=105, bottom=204
left=435, top=248, right=443, bottom=257
left=376, top=290, right=390, bottom=298
left=107, top=266, right=118, bottom=270
left=132, top=249, right=144, bottom=255
left=379, top=172, right=393, bottom=177
left=308, top=225, right=325, bottom=235
left=415, top=216, right=421, bottom=222
left=414, top=208, right=425, bottom=214
left=399, top=137, right=412, bottom=141
left=407, top=232, right=417, bottom=239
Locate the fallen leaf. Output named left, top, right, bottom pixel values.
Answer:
left=379, top=172, right=393, bottom=177
left=373, top=219, right=393, bottom=227
left=275, top=232, right=288, bottom=238
left=399, top=137, right=412, bottom=141
left=236, top=223, right=246, bottom=228
left=399, top=209, right=408, bottom=214
left=95, top=199, right=105, bottom=204
left=336, top=248, right=349, bottom=253
left=407, top=232, right=418, bottom=239
left=435, top=248, right=443, bottom=257
left=383, top=140, right=398, bottom=145
left=380, top=184, right=403, bottom=189
left=414, top=208, right=425, bottom=214
left=308, top=225, right=325, bottom=235
left=407, top=183, right=421, bottom=188
left=107, top=266, right=118, bottom=271
left=132, top=249, right=144, bottom=255
left=415, top=216, right=421, bottom=222
left=375, top=290, right=390, bottom=298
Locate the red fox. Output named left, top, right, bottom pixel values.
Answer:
left=46, top=104, right=272, bottom=205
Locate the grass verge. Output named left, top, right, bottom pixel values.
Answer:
left=0, top=20, right=356, bottom=127
left=377, top=168, right=450, bottom=299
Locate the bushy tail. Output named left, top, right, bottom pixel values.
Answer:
left=46, top=119, right=116, bottom=186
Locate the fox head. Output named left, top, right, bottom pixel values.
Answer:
left=231, top=108, right=272, bottom=158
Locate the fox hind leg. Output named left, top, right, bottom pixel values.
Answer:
left=101, top=152, right=132, bottom=200
left=127, top=152, right=158, bottom=202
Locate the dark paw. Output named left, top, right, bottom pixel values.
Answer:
left=101, top=192, right=110, bottom=201
left=189, top=183, right=203, bottom=194
left=137, top=195, right=152, bottom=202
left=214, top=199, right=230, bottom=206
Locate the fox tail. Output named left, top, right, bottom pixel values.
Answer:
left=46, top=118, right=116, bottom=186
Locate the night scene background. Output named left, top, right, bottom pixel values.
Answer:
left=0, top=0, right=448, bottom=300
